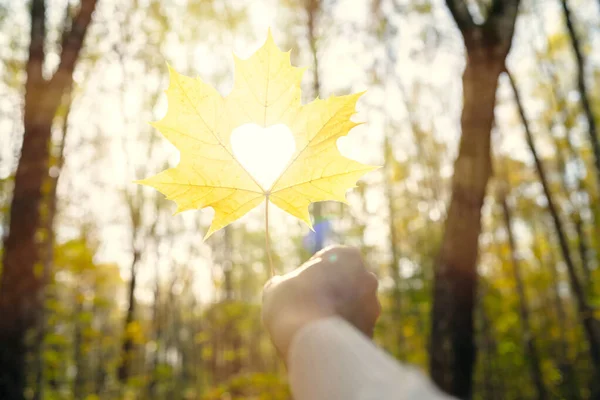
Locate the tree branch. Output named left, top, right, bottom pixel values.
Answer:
left=445, top=0, right=475, bottom=33
left=508, top=69, right=600, bottom=373
left=27, top=0, right=45, bottom=80
left=25, top=0, right=46, bottom=107
left=560, top=0, right=600, bottom=190
left=486, top=0, right=520, bottom=46
left=50, top=0, right=97, bottom=93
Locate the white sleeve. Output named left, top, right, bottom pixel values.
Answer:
left=287, top=317, right=455, bottom=400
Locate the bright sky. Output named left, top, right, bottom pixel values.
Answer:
left=230, top=124, right=296, bottom=191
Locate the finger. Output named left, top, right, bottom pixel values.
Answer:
left=364, top=271, right=379, bottom=294
left=263, top=275, right=283, bottom=291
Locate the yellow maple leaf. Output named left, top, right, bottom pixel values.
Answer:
left=137, top=31, right=378, bottom=239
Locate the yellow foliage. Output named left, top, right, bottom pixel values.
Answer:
left=195, top=331, right=209, bottom=344
left=137, top=31, right=377, bottom=238
left=202, top=346, right=214, bottom=360
left=125, top=321, right=145, bottom=345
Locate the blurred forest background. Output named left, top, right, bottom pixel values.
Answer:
left=1, top=0, right=600, bottom=399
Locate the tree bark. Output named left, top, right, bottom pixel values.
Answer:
left=498, top=189, right=547, bottom=400
left=429, top=2, right=520, bottom=398
left=508, top=70, right=600, bottom=380
left=0, top=1, right=97, bottom=398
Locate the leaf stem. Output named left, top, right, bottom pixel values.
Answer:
left=265, top=196, right=275, bottom=277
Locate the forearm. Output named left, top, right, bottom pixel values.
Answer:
left=288, top=317, right=454, bottom=400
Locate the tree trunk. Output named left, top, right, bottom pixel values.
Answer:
left=498, top=190, right=547, bottom=400
left=147, top=258, right=162, bottom=398
left=384, top=137, right=404, bottom=358
left=476, top=294, right=498, bottom=400
left=32, top=92, right=71, bottom=400
left=93, top=315, right=108, bottom=396
left=117, top=249, right=140, bottom=384
left=305, top=0, right=325, bottom=253
left=223, top=227, right=234, bottom=301
left=531, top=217, right=580, bottom=398
left=508, top=70, right=600, bottom=380
left=0, top=1, right=96, bottom=398
left=560, top=0, right=600, bottom=189
left=72, top=294, right=86, bottom=400
left=534, top=16, right=596, bottom=299
left=550, top=123, right=594, bottom=297
left=374, top=0, right=407, bottom=357
left=118, top=190, right=158, bottom=385
left=533, top=12, right=600, bottom=282
left=430, top=3, right=519, bottom=397
left=431, top=55, right=501, bottom=400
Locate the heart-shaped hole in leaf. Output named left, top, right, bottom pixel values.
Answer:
left=231, top=123, right=296, bottom=191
